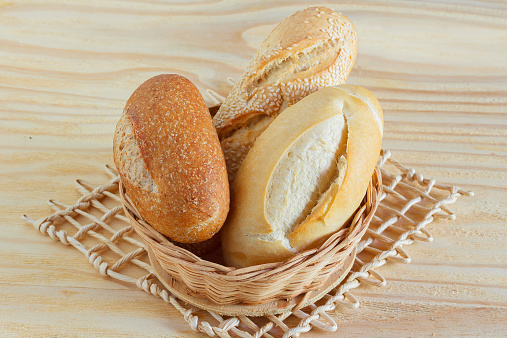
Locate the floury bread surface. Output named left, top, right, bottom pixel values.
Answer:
left=213, top=6, right=358, bottom=183
left=113, top=74, right=229, bottom=244
left=221, top=85, right=383, bottom=268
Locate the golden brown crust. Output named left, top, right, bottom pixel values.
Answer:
left=221, top=85, right=382, bottom=267
left=213, top=7, right=358, bottom=183
left=114, top=74, right=229, bottom=243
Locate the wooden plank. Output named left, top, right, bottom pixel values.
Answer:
left=0, top=0, right=505, bottom=336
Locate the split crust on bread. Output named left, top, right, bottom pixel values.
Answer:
left=114, top=74, right=229, bottom=243
left=221, top=85, right=383, bottom=267
left=213, top=6, right=358, bottom=183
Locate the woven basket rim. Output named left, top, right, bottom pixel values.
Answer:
left=119, top=167, right=382, bottom=306
left=120, top=167, right=380, bottom=272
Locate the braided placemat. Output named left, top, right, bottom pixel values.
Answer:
left=22, top=151, right=472, bottom=337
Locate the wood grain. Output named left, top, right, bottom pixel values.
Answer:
left=1, top=0, right=506, bottom=336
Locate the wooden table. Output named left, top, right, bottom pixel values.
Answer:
left=1, top=1, right=506, bottom=336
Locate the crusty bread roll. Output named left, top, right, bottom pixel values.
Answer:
left=213, top=6, right=358, bottom=183
left=221, top=85, right=383, bottom=267
left=113, top=74, right=229, bottom=244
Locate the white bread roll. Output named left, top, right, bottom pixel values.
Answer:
left=222, top=85, right=383, bottom=267
left=213, top=6, right=358, bottom=183
left=113, top=74, right=229, bottom=244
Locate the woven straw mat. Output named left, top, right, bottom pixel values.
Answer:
left=22, top=150, right=471, bottom=337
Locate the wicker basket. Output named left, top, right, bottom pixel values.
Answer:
left=120, top=167, right=381, bottom=315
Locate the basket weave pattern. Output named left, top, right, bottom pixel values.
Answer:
left=120, top=167, right=381, bottom=307
left=22, top=151, right=472, bottom=337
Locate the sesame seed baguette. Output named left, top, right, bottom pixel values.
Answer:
left=213, top=6, right=358, bottom=183
left=221, top=85, right=383, bottom=268
left=113, top=74, right=229, bottom=244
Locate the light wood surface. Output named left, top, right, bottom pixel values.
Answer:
left=1, top=0, right=506, bottom=336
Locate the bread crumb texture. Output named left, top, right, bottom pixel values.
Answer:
left=266, top=114, right=347, bottom=238
left=114, top=114, right=158, bottom=194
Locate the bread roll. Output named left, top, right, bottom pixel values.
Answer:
left=221, top=85, right=383, bottom=267
left=213, top=6, right=358, bottom=183
left=113, top=74, right=229, bottom=244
